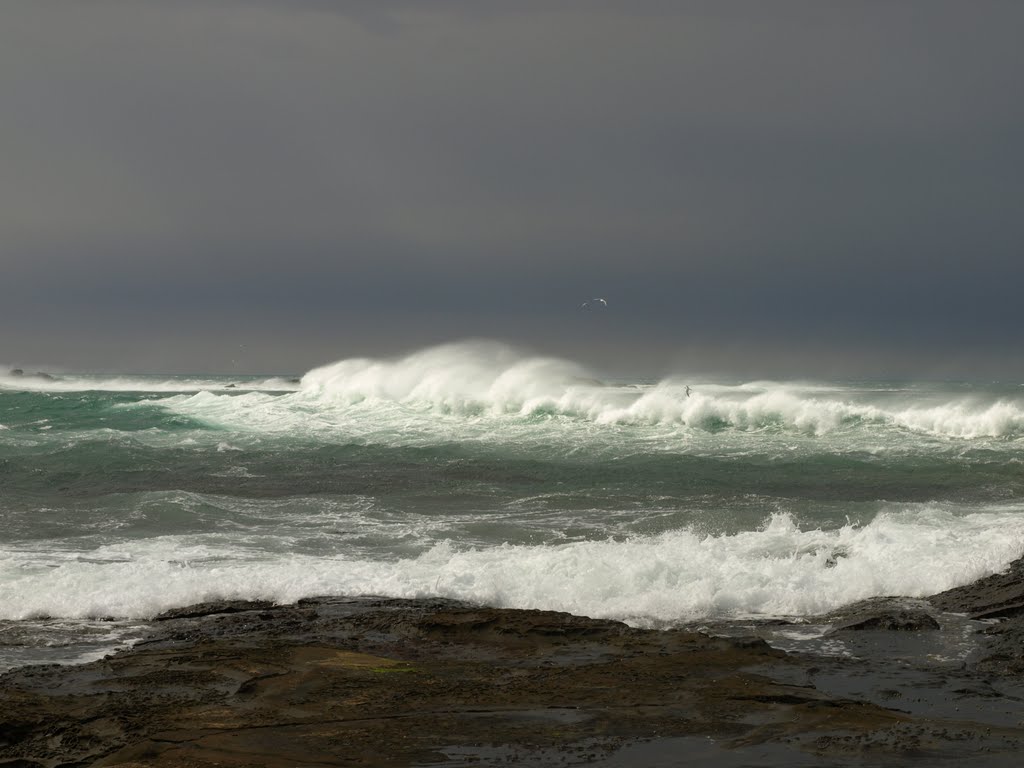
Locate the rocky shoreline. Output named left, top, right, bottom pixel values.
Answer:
left=4, top=560, right=1024, bottom=767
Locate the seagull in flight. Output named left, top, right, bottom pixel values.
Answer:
left=578, top=297, right=608, bottom=310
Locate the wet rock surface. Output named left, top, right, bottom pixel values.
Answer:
left=931, top=558, right=1024, bottom=619
left=833, top=612, right=941, bottom=632
left=5, top=564, right=1024, bottom=766
left=823, top=597, right=942, bottom=633
left=930, top=559, right=1024, bottom=677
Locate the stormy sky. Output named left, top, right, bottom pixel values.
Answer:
left=2, top=0, right=1022, bottom=377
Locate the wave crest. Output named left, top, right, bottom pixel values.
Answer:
left=301, top=341, right=594, bottom=415
left=294, top=342, right=1024, bottom=439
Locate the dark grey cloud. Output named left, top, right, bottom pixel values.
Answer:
left=1, top=1, right=1022, bottom=376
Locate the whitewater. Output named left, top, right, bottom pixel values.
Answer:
left=2, top=340, right=1024, bottom=668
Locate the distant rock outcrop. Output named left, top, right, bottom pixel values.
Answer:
left=6, top=369, right=56, bottom=380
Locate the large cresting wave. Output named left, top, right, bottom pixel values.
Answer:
left=9, top=341, right=1022, bottom=439
left=196, top=340, right=1024, bottom=440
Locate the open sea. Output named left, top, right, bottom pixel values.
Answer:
left=2, top=340, right=1023, bottom=671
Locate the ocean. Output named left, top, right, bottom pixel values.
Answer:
left=2, top=340, right=1023, bottom=671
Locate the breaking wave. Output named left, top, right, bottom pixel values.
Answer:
left=2, top=507, right=1022, bottom=625
left=151, top=341, right=1022, bottom=440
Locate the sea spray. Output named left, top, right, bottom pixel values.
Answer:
left=144, top=342, right=1024, bottom=442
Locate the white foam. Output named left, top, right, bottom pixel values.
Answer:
left=6, top=343, right=1024, bottom=441
left=301, top=340, right=593, bottom=414
left=892, top=400, right=1024, bottom=439
left=132, top=342, right=1022, bottom=443
left=2, top=507, right=1021, bottom=625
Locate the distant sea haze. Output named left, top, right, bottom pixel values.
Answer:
left=2, top=340, right=1023, bottom=668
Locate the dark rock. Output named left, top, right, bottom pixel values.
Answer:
left=153, top=599, right=275, bottom=621
left=832, top=611, right=940, bottom=632
left=6, top=369, right=56, bottom=381
left=0, top=600, right=925, bottom=768
left=976, top=621, right=1024, bottom=675
left=820, top=596, right=940, bottom=632
left=929, top=558, right=1024, bottom=619
left=7, top=591, right=1024, bottom=765
left=926, top=557, right=1024, bottom=674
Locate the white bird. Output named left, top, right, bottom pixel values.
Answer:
left=578, top=297, right=608, bottom=310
